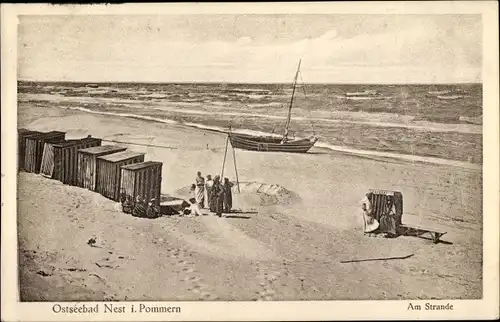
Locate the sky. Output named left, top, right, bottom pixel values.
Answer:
left=17, top=14, right=482, bottom=83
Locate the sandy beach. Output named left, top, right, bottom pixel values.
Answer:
left=17, top=103, right=482, bottom=301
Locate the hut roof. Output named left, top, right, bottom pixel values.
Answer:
left=121, top=161, right=162, bottom=171
left=18, top=128, right=40, bottom=135
left=97, top=150, right=145, bottom=163
left=78, top=145, right=126, bottom=156
left=26, top=131, right=66, bottom=140
left=53, top=137, right=101, bottom=148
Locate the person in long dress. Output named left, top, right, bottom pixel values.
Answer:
left=205, top=174, right=214, bottom=209
left=210, top=175, right=224, bottom=217
left=195, top=171, right=205, bottom=209
left=208, top=175, right=218, bottom=212
left=379, top=197, right=397, bottom=238
left=223, top=177, right=234, bottom=213
left=189, top=184, right=196, bottom=200
left=361, top=194, right=379, bottom=234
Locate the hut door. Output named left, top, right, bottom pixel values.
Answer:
left=40, top=143, right=55, bottom=178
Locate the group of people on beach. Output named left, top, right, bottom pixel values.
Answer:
left=118, top=171, right=234, bottom=219
left=188, top=171, right=234, bottom=217
left=120, top=194, right=161, bottom=219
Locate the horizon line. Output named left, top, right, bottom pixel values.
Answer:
left=17, top=79, right=482, bottom=85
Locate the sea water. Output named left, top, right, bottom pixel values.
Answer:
left=18, top=81, right=482, bottom=166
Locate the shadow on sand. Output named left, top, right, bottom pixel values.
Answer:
left=307, top=151, right=331, bottom=155
left=400, top=232, right=454, bottom=245
left=224, top=215, right=252, bottom=220
left=223, top=210, right=258, bottom=219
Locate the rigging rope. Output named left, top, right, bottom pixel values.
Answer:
left=101, top=139, right=178, bottom=149
left=299, top=70, right=316, bottom=136
left=101, top=138, right=231, bottom=151
left=101, top=138, right=219, bottom=152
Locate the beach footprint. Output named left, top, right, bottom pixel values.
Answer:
left=165, top=246, right=218, bottom=301
left=255, top=261, right=284, bottom=301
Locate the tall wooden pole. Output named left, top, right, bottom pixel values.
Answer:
left=231, top=143, right=241, bottom=193
left=221, top=134, right=229, bottom=179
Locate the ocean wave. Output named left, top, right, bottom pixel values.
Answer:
left=160, top=106, right=481, bottom=134
left=225, top=88, right=270, bottom=93
left=20, top=93, right=481, bottom=134
left=437, top=95, right=464, bottom=100
left=139, top=93, right=170, bottom=99
left=428, top=90, right=451, bottom=95
left=57, top=105, right=179, bottom=125
left=345, top=90, right=378, bottom=96
left=335, top=95, right=393, bottom=100
left=247, top=102, right=283, bottom=108
left=44, top=104, right=480, bottom=170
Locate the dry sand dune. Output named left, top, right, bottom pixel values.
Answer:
left=17, top=103, right=482, bottom=301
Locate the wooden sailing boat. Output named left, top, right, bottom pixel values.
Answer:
left=229, top=60, right=318, bottom=153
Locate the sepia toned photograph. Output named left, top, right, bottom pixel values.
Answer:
left=1, top=2, right=499, bottom=321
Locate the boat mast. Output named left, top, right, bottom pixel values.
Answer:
left=282, top=59, right=301, bottom=142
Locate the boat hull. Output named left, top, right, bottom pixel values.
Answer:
left=229, top=134, right=316, bottom=153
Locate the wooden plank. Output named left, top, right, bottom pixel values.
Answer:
left=340, top=254, right=414, bottom=263
left=398, top=224, right=447, bottom=243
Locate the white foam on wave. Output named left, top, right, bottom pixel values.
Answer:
left=428, top=90, right=451, bottom=95
left=247, top=102, right=283, bottom=108
left=336, top=95, right=393, bottom=100
left=58, top=105, right=179, bottom=125
left=139, top=93, right=170, bottom=99
left=226, top=88, right=270, bottom=93
left=437, top=95, right=464, bottom=100
left=315, top=142, right=480, bottom=170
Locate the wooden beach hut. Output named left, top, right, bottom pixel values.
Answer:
left=24, top=131, right=66, bottom=173
left=120, top=161, right=163, bottom=207
left=77, top=145, right=127, bottom=190
left=18, top=129, right=41, bottom=172
left=40, top=137, right=102, bottom=184
left=95, top=151, right=145, bottom=202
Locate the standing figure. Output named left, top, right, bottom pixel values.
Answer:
left=361, top=193, right=379, bottom=233
left=208, top=176, right=218, bottom=212
left=205, top=175, right=214, bottom=209
left=210, top=175, right=224, bottom=217
left=189, top=184, right=196, bottom=200
left=195, top=171, right=205, bottom=209
left=379, top=196, right=397, bottom=238
left=223, top=177, right=234, bottom=213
